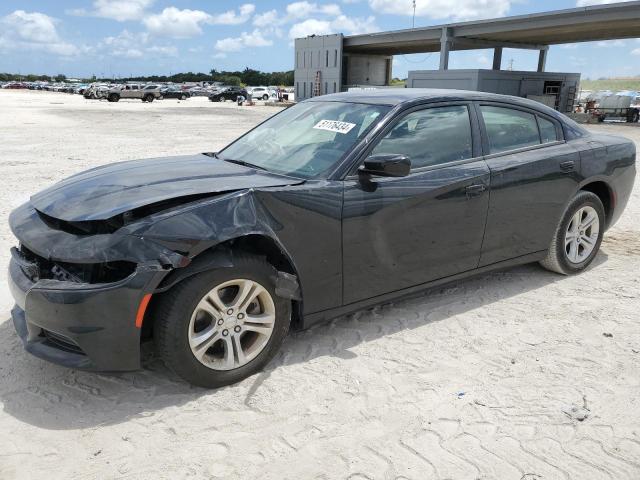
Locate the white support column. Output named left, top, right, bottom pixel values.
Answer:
left=439, top=27, right=452, bottom=70
left=537, top=46, right=549, bottom=72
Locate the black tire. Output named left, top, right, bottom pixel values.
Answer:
left=154, top=254, right=291, bottom=388
left=180, top=94, right=187, bottom=100
left=108, top=93, right=119, bottom=102
left=144, top=95, right=154, bottom=103
left=540, top=191, right=605, bottom=275
left=262, top=94, right=269, bottom=101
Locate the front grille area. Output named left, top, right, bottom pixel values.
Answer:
left=40, top=329, right=86, bottom=355
left=18, top=245, right=137, bottom=284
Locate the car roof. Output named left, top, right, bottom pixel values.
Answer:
left=307, top=88, right=560, bottom=115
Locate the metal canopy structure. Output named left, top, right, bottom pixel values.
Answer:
left=343, top=1, right=640, bottom=71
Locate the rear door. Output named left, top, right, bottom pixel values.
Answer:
left=342, top=102, right=491, bottom=304
left=121, top=85, right=134, bottom=98
left=476, top=103, right=581, bottom=266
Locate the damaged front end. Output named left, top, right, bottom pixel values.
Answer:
left=8, top=197, right=198, bottom=370
left=8, top=203, right=176, bottom=371
left=8, top=187, right=302, bottom=372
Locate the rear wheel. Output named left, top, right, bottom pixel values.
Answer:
left=108, top=93, right=119, bottom=102
left=144, top=94, right=154, bottom=103
left=154, top=255, right=291, bottom=388
left=540, top=191, right=605, bottom=275
left=262, top=94, right=269, bottom=101
left=181, top=94, right=187, bottom=100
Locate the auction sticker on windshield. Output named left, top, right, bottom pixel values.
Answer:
left=313, top=120, right=357, bottom=134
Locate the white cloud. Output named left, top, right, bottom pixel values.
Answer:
left=210, top=4, right=256, bottom=25
left=476, top=53, right=490, bottom=66
left=215, top=29, right=273, bottom=52
left=286, top=2, right=342, bottom=19
left=289, top=15, right=378, bottom=38
left=142, top=5, right=255, bottom=38
left=368, top=0, right=511, bottom=21
left=69, top=0, right=154, bottom=22
left=0, top=10, right=79, bottom=56
left=596, top=39, right=625, bottom=47
left=103, top=30, right=147, bottom=48
left=143, top=7, right=211, bottom=38
left=215, top=37, right=244, bottom=52
left=253, top=9, right=279, bottom=27
left=147, top=45, right=178, bottom=56
left=100, top=30, right=178, bottom=58
left=118, top=48, right=144, bottom=58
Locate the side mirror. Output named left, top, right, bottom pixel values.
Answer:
left=359, top=154, right=411, bottom=178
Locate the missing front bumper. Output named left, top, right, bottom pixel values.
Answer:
left=8, top=256, right=164, bottom=371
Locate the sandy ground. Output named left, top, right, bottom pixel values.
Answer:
left=0, top=90, right=639, bottom=480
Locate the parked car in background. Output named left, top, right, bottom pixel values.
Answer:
left=208, top=86, right=248, bottom=102
left=160, top=87, right=190, bottom=100
left=84, top=83, right=110, bottom=99
left=248, top=86, right=273, bottom=101
left=7, top=89, right=636, bottom=387
left=187, top=87, right=210, bottom=97
left=107, top=84, right=161, bottom=102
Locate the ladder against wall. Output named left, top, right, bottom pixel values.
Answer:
left=313, top=71, right=321, bottom=97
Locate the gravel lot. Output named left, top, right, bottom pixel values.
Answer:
left=1, top=90, right=639, bottom=480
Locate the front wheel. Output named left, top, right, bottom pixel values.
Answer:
left=154, top=255, right=291, bottom=388
left=143, top=94, right=154, bottom=103
left=540, top=191, right=605, bottom=275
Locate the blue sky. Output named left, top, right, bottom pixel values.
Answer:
left=0, top=0, right=637, bottom=79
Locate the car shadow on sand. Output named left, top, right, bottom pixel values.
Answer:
left=0, top=253, right=607, bottom=430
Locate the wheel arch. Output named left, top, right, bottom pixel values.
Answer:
left=578, top=179, right=615, bottom=228
left=143, top=234, right=303, bottom=340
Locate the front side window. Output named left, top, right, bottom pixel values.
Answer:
left=371, top=105, right=473, bottom=169
left=220, top=101, right=389, bottom=179
left=481, top=105, right=540, bottom=154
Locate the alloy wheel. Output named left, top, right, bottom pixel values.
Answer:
left=188, top=279, right=276, bottom=370
left=564, top=205, right=600, bottom=264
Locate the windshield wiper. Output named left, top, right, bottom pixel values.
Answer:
left=221, top=158, right=268, bottom=172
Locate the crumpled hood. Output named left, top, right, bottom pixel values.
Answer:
left=30, top=154, right=302, bottom=222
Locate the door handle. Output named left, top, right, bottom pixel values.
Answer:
left=560, top=160, right=575, bottom=172
left=465, top=184, right=486, bottom=197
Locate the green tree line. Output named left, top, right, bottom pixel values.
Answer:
left=0, top=73, right=67, bottom=82
left=1, top=68, right=294, bottom=86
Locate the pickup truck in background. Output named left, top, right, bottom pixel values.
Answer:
left=107, top=84, right=162, bottom=103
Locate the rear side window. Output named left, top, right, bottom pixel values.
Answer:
left=371, top=105, right=473, bottom=169
left=480, top=106, right=540, bottom=154
left=538, top=116, right=559, bottom=143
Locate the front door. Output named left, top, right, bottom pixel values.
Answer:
left=342, top=103, right=491, bottom=305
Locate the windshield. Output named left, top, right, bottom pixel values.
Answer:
left=219, top=101, right=390, bottom=178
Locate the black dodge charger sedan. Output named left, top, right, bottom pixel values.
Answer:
left=8, top=89, right=636, bottom=387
